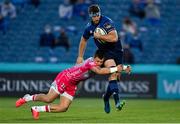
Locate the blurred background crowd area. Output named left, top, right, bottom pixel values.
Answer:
left=0, top=0, right=179, bottom=64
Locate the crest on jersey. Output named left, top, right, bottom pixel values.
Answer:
left=104, top=23, right=112, bottom=29
left=90, top=30, right=93, bottom=34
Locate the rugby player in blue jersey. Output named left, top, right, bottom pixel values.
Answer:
left=76, top=4, right=131, bottom=113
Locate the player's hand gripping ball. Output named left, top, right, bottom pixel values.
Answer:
left=94, top=27, right=107, bottom=44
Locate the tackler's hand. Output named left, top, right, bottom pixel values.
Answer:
left=124, top=65, right=132, bottom=74
left=76, top=57, right=84, bottom=64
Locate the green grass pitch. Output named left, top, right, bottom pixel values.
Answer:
left=0, top=97, right=180, bottom=123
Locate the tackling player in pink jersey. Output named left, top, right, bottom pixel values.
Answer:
left=15, top=50, right=125, bottom=120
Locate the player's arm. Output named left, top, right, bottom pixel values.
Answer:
left=94, top=30, right=118, bottom=43
left=76, top=36, right=87, bottom=64
left=94, top=30, right=118, bottom=42
left=91, top=65, right=123, bottom=75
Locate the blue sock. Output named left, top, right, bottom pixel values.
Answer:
left=109, top=80, right=120, bottom=106
left=103, top=84, right=112, bottom=101
left=113, top=92, right=120, bottom=106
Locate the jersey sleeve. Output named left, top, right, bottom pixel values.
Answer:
left=103, top=20, right=115, bottom=33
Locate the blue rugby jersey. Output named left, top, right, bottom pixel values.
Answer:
left=83, top=15, right=122, bottom=51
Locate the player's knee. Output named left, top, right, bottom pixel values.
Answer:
left=63, top=104, right=69, bottom=112
left=44, top=97, right=53, bottom=103
left=57, top=105, right=69, bottom=112
left=109, top=73, right=117, bottom=80
left=62, top=106, right=69, bottom=112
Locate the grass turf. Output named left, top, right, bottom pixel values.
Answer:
left=0, top=97, right=180, bottom=123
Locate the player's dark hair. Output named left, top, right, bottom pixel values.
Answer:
left=88, top=4, right=100, bottom=14
left=94, top=50, right=104, bottom=59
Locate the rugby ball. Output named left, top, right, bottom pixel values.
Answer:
left=94, top=27, right=107, bottom=44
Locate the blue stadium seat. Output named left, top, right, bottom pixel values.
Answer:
left=0, top=0, right=179, bottom=64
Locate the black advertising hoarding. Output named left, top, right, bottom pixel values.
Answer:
left=0, top=73, right=157, bottom=98
left=77, top=74, right=157, bottom=98
left=0, top=73, right=57, bottom=97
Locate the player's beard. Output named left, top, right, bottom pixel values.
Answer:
left=93, top=20, right=99, bottom=24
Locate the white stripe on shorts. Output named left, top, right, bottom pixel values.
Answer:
left=50, top=81, right=60, bottom=95
left=61, top=92, right=73, bottom=101
left=50, top=81, right=73, bottom=101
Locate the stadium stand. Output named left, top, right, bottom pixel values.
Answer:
left=0, top=0, right=179, bottom=64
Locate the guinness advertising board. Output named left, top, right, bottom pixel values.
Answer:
left=0, top=73, right=57, bottom=97
left=77, top=74, right=157, bottom=98
left=0, top=73, right=157, bottom=98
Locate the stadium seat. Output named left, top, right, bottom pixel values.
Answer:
left=0, top=0, right=179, bottom=64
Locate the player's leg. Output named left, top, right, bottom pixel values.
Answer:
left=103, top=59, right=118, bottom=113
left=103, top=84, right=112, bottom=113
left=104, top=59, right=126, bottom=111
left=116, top=73, right=126, bottom=111
left=16, top=81, right=59, bottom=107
left=31, top=92, right=72, bottom=120
left=113, top=50, right=126, bottom=111
left=48, top=94, right=72, bottom=112
left=33, top=88, right=59, bottom=103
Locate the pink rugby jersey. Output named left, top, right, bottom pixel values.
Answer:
left=55, top=57, right=97, bottom=85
